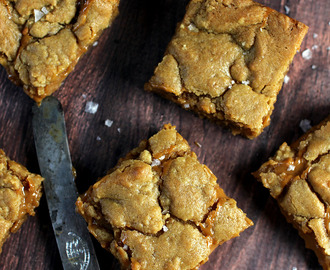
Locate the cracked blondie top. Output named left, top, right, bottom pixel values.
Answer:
left=76, top=124, right=253, bottom=269
left=254, top=116, right=330, bottom=270
left=0, top=149, right=43, bottom=252
left=0, top=0, right=119, bottom=103
left=145, top=0, right=308, bottom=139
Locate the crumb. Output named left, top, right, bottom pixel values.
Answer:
left=284, top=75, right=290, bottom=84
left=105, top=119, right=113, bottom=127
left=302, top=49, right=312, bottom=60
left=85, top=101, right=99, bottom=114
left=299, top=119, right=312, bottom=133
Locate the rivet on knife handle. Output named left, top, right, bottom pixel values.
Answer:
left=32, top=96, right=100, bottom=270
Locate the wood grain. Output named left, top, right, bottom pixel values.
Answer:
left=0, top=0, right=329, bottom=269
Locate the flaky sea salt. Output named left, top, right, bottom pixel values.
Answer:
left=302, top=49, right=312, bottom=60
left=183, top=103, right=190, bottom=109
left=85, top=101, right=99, bottom=114
left=284, top=75, right=290, bottom=84
left=96, top=136, right=101, bottom=141
left=34, top=9, right=44, bottom=22
left=151, top=159, right=161, bottom=167
left=312, top=45, right=318, bottom=50
left=82, top=94, right=87, bottom=99
left=299, top=119, right=312, bottom=133
left=187, top=23, right=198, bottom=32
left=117, top=128, right=121, bottom=133
left=311, top=65, right=317, bottom=70
left=163, top=225, right=168, bottom=232
left=241, top=80, right=250, bottom=85
left=195, top=141, right=202, bottom=148
left=284, top=5, right=290, bottom=14
left=123, top=244, right=128, bottom=250
left=313, top=33, right=318, bottom=39
left=41, top=7, right=49, bottom=14
left=93, top=41, right=98, bottom=47
left=159, top=155, right=165, bottom=161
left=292, top=267, right=297, bottom=270
left=287, top=165, right=295, bottom=171
left=105, top=119, right=113, bottom=127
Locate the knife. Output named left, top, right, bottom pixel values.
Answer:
left=32, top=96, right=100, bottom=270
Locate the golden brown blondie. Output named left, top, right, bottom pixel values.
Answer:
left=76, top=124, right=253, bottom=269
left=0, top=149, right=44, bottom=252
left=145, top=0, right=308, bottom=139
left=0, top=0, right=119, bottom=102
left=254, top=116, right=330, bottom=269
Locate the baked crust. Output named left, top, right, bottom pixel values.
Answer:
left=0, top=0, right=119, bottom=102
left=0, top=149, right=44, bottom=252
left=254, top=116, right=330, bottom=270
left=77, top=124, right=253, bottom=269
left=145, top=0, right=308, bottom=139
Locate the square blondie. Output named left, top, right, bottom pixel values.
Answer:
left=0, top=0, right=119, bottom=103
left=145, top=0, right=308, bottom=139
left=254, top=116, right=330, bottom=269
left=0, top=149, right=44, bottom=252
left=76, top=124, right=253, bottom=269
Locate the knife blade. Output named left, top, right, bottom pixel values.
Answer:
left=32, top=96, right=100, bottom=270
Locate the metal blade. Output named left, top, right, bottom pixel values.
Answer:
left=32, top=96, right=100, bottom=270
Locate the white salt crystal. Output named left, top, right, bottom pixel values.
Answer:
left=313, top=33, right=318, bottom=39
left=159, top=155, right=165, bottom=161
left=231, top=80, right=235, bottom=84
left=117, top=128, right=121, bottom=133
left=93, top=41, right=98, bottom=47
left=82, top=94, right=87, bottom=99
left=96, top=136, right=101, bottom=141
left=187, top=23, right=198, bottom=32
left=284, top=5, right=290, bottom=14
left=260, top=28, right=263, bottom=32
left=123, top=244, right=128, bottom=250
left=311, top=65, right=317, bottom=70
left=151, top=159, right=161, bottom=167
left=302, top=49, right=312, bottom=60
left=163, top=225, right=168, bottom=232
left=241, top=80, right=250, bottom=85
left=287, top=165, right=295, bottom=171
left=312, top=45, right=318, bottom=50
left=85, top=101, right=99, bottom=114
left=183, top=103, right=190, bottom=109
left=34, top=9, right=44, bottom=22
left=105, top=119, right=113, bottom=127
left=284, top=75, right=290, bottom=84
left=299, top=119, right=312, bottom=133
left=41, top=7, right=49, bottom=14
left=292, top=267, right=297, bottom=270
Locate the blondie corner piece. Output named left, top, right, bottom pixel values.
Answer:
left=77, top=124, right=253, bottom=269
left=145, top=0, right=308, bottom=139
left=0, top=149, right=44, bottom=253
left=0, top=0, right=120, bottom=103
left=254, top=116, right=330, bottom=270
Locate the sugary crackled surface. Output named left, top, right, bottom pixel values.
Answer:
left=76, top=124, right=253, bottom=270
left=0, top=149, right=43, bottom=253
left=254, top=116, right=330, bottom=270
left=0, top=0, right=119, bottom=102
left=145, top=0, right=308, bottom=139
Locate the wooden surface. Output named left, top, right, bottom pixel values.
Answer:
left=0, top=0, right=329, bottom=269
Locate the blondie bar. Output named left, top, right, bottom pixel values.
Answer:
left=254, top=116, right=330, bottom=269
left=0, top=0, right=119, bottom=103
left=145, top=0, right=308, bottom=139
left=76, top=124, right=253, bottom=269
left=0, top=149, right=44, bottom=252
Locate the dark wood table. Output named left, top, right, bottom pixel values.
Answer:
left=0, top=0, right=329, bottom=269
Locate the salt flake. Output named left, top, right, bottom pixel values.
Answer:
left=117, top=128, right=121, bottom=133
left=302, top=49, right=312, bottom=60
left=159, top=155, right=165, bottom=161
left=93, top=41, right=98, bottom=47
left=96, top=136, right=101, bottom=141
left=299, top=119, right=312, bottom=133
left=163, top=225, right=168, bottom=232
left=187, top=23, right=198, bottom=32
left=311, top=65, right=317, bottom=70
left=183, top=103, right=190, bottom=109
left=284, top=5, right=290, bottom=14
left=34, top=9, right=44, bottom=22
left=312, top=45, right=318, bottom=50
left=284, top=75, right=290, bottom=84
left=287, top=165, right=295, bottom=171
left=151, top=159, right=161, bottom=167
left=85, top=101, right=99, bottom=114
left=123, top=244, right=128, bottom=250
left=41, top=7, right=49, bottom=14
left=241, top=80, right=250, bottom=85
left=313, top=33, right=318, bottom=39
left=105, top=119, right=113, bottom=127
